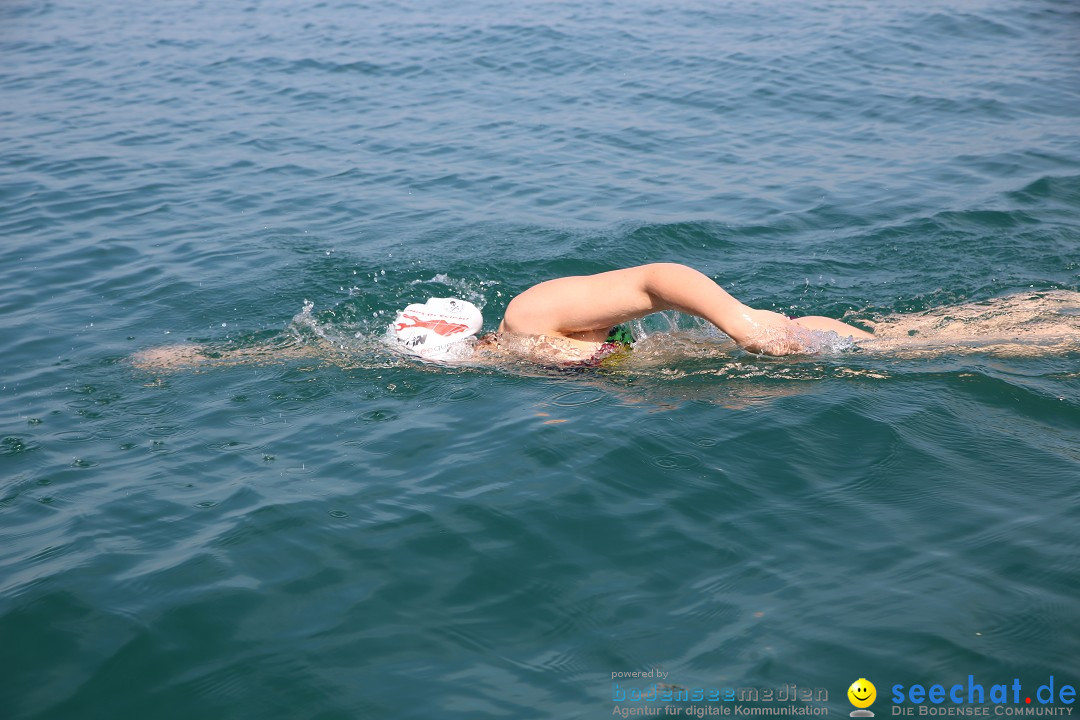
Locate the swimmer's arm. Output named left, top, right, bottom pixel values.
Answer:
left=638, top=264, right=797, bottom=353
left=131, top=342, right=320, bottom=371
left=501, top=263, right=821, bottom=354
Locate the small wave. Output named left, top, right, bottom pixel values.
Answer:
left=406, top=273, right=500, bottom=310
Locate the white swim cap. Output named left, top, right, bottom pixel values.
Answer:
left=388, top=297, right=483, bottom=361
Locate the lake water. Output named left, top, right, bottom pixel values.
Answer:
left=2, top=0, right=1079, bottom=718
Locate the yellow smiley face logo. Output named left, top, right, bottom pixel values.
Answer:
left=848, top=678, right=876, bottom=709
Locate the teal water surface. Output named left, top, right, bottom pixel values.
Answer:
left=2, top=1, right=1079, bottom=718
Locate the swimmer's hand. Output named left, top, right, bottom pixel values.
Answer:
left=737, top=309, right=873, bottom=355
left=737, top=309, right=806, bottom=356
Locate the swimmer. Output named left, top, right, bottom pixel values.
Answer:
left=132, top=263, right=870, bottom=370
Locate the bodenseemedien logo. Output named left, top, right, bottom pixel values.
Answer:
left=849, top=678, right=877, bottom=717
